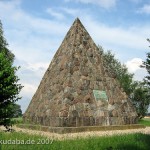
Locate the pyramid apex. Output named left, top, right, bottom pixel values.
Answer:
left=75, top=17, right=80, bottom=21
left=73, top=17, right=82, bottom=25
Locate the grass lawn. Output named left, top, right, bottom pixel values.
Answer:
left=1, top=117, right=148, bottom=150
left=138, top=118, right=150, bottom=126
left=0, top=131, right=150, bottom=150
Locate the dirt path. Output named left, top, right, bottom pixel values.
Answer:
left=0, top=126, right=150, bottom=140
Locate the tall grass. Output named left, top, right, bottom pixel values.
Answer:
left=0, top=131, right=150, bottom=150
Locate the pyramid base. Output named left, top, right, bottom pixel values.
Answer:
left=23, top=116, right=138, bottom=127
left=17, top=124, right=145, bottom=134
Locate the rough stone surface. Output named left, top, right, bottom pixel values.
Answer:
left=23, top=18, right=138, bottom=127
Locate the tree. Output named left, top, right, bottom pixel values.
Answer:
left=98, top=46, right=135, bottom=95
left=0, top=20, right=22, bottom=129
left=132, top=82, right=150, bottom=119
left=141, top=39, right=150, bottom=87
left=136, top=38, right=150, bottom=118
left=0, top=20, right=14, bottom=62
left=0, top=52, right=22, bottom=127
left=12, top=104, right=22, bottom=118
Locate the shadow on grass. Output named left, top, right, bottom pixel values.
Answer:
left=106, top=133, right=150, bottom=150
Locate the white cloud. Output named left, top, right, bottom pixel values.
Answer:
left=125, top=58, right=147, bottom=81
left=133, top=68, right=147, bottom=81
left=137, top=4, right=150, bottom=14
left=126, top=58, right=143, bottom=73
left=16, top=58, right=51, bottom=88
left=61, top=7, right=80, bottom=16
left=25, top=62, right=49, bottom=72
left=46, top=8, right=65, bottom=20
left=21, top=83, right=37, bottom=97
left=18, top=83, right=37, bottom=113
left=65, top=0, right=117, bottom=9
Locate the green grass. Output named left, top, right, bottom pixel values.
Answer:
left=138, top=118, right=150, bottom=126
left=0, top=131, right=150, bottom=150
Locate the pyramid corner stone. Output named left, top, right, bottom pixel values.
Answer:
left=23, top=18, right=138, bottom=127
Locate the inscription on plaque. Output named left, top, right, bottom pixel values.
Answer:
left=93, top=90, right=108, bottom=101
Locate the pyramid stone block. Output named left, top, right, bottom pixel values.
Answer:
left=23, top=18, right=138, bottom=127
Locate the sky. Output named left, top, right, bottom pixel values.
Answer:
left=0, top=0, right=150, bottom=113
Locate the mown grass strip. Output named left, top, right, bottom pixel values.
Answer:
left=0, top=131, right=150, bottom=150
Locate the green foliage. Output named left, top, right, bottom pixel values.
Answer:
left=98, top=46, right=135, bottom=95
left=132, top=82, right=150, bottom=118
left=0, top=132, right=150, bottom=150
left=0, top=52, right=22, bottom=102
left=0, top=20, right=14, bottom=62
left=143, top=39, right=150, bottom=84
left=138, top=39, right=150, bottom=117
left=141, top=39, right=150, bottom=87
left=12, top=104, right=22, bottom=118
left=0, top=52, right=22, bottom=127
left=141, top=40, right=150, bottom=88
left=11, top=117, right=23, bottom=124
left=145, top=52, right=150, bottom=79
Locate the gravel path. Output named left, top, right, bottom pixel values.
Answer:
left=0, top=126, right=150, bottom=140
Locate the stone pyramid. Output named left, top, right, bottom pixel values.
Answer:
left=24, top=18, right=137, bottom=127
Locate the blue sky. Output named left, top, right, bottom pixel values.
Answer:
left=0, top=0, right=150, bottom=113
